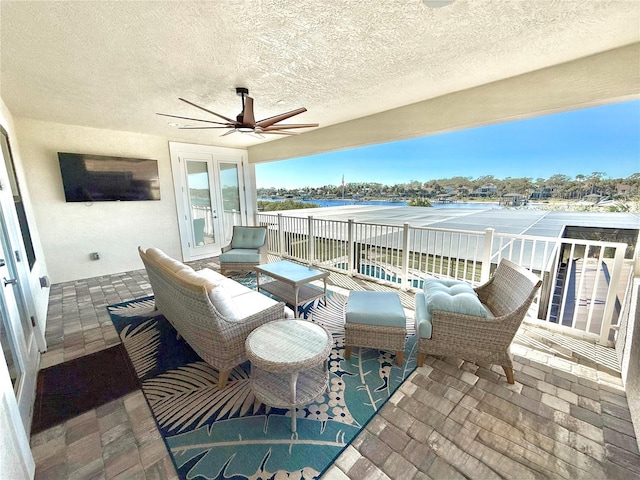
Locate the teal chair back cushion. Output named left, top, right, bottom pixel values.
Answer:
left=230, top=227, right=266, bottom=249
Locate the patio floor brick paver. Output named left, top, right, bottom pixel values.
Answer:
left=30, top=259, right=640, bottom=480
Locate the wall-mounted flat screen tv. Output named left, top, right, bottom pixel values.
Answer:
left=58, top=152, right=161, bottom=202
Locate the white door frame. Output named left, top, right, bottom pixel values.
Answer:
left=169, top=142, right=249, bottom=261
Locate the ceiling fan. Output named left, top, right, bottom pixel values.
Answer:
left=158, top=87, right=318, bottom=137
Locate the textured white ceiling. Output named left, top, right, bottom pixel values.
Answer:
left=1, top=1, right=638, bottom=149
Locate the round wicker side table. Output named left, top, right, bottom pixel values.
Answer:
left=246, top=319, right=332, bottom=433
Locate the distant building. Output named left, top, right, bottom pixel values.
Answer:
left=470, top=184, right=498, bottom=197
left=500, top=193, right=527, bottom=206
left=530, top=187, right=553, bottom=200
left=617, top=183, right=635, bottom=195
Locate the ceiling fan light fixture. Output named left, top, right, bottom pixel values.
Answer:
left=237, top=126, right=254, bottom=133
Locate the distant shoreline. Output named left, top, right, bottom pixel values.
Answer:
left=258, top=197, right=638, bottom=212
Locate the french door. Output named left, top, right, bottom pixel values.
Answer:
left=0, top=127, right=37, bottom=477
left=0, top=208, right=34, bottom=426
left=170, top=143, right=247, bottom=261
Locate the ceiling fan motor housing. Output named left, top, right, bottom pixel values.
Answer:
left=236, top=87, right=249, bottom=124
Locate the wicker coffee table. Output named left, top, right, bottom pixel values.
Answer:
left=245, top=319, right=332, bottom=433
left=255, top=260, right=329, bottom=318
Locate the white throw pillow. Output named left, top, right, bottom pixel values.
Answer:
left=207, top=283, right=241, bottom=320
left=197, top=268, right=226, bottom=284
left=175, top=267, right=209, bottom=287
left=174, top=269, right=241, bottom=320
left=146, top=247, right=186, bottom=273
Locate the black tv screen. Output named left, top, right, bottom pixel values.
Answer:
left=58, top=153, right=161, bottom=202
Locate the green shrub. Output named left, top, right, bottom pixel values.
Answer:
left=258, top=200, right=320, bottom=211
left=408, top=197, right=432, bottom=207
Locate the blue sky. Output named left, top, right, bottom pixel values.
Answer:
left=256, top=100, right=640, bottom=189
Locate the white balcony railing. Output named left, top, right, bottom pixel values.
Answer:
left=257, top=213, right=633, bottom=347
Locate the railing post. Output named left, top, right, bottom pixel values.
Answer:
left=277, top=213, right=285, bottom=258
left=308, top=216, right=315, bottom=266
left=634, top=229, right=640, bottom=277
left=481, top=228, right=495, bottom=283
left=402, top=223, right=410, bottom=290
left=599, top=245, right=626, bottom=346
left=348, top=219, right=354, bottom=276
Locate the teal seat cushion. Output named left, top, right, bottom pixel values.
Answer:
left=415, top=292, right=433, bottom=339
left=424, top=279, right=487, bottom=318
left=416, top=279, right=493, bottom=339
left=219, top=249, right=262, bottom=264
left=423, top=278, right=474, bottom=296
left=346, top=291, right=405, bottom=328
left=230, top=227, right=266, bottom=249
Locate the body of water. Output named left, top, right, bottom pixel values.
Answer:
left=259, top=198, right=503, bottom=209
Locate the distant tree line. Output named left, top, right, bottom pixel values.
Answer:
left=258, top=172, right=640, bottom=201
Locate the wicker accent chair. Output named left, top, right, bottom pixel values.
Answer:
left=219, top=226, right=268, bottom=275
left=415, top=258, right=542, bottom=384
left=139, top=246, right=288, bottom=389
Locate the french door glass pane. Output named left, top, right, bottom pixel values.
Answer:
left=0, top=130, right=36, bottom=270
left=219, top=163, right=242, bottom=239
left=186, top=161, right=215, bottom=246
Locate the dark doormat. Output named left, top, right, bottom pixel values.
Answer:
left=31, top=343, right=140, bottom=435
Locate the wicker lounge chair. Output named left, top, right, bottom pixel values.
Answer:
left=219, top=225, right=268, bottom=275
left=415, top=258, right=542, bottom=384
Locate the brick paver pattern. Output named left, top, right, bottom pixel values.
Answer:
left=31, top=260, right=640, bottom=480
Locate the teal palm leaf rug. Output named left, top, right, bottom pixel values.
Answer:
left=108, top=277, right=416, bottom=480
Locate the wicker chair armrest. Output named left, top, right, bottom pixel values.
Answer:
left=430, top=309, right=521, bottom=346
left=257, top=243, right=268, bottom=263
left=473, top=276, right=495, bottom=305
left=221, top=244, right=232, bottom=253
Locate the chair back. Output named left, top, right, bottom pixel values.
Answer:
left=479, top=258, right=542, bottom=318
left=230, top=226, right=267, bottom=250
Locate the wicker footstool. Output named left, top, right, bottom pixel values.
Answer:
left=344, top=291, right=407, bottom=365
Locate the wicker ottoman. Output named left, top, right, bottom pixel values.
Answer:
left=344, top=291, right=407, bottom=365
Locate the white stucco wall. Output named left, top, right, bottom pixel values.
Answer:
left=14, top=119, right=183, bottom=283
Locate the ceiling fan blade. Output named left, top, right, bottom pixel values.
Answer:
left=156, top=112, right=232, bottom=126
left=179, top=97, right=239, bottom=125
left=243, top=96, right=256, bottom=125
left=261, top=123, right=319, bottom=131
left=259, top=130, right=299, bottom=135
left=178, top=126, right=231, bottom=129
left=221, top=129, right=237, bottom=136
left=256, top=107, right=307, bottom=128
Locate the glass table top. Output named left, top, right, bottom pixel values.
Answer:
left=255, top=260, right=328, bottom=283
